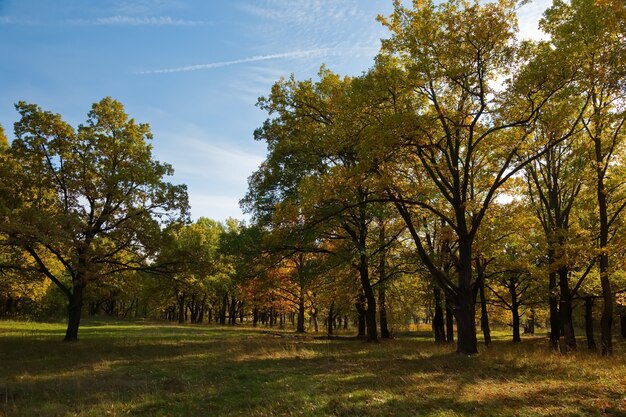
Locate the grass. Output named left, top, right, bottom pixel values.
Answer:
left=0, top=320, right=625, bottom=417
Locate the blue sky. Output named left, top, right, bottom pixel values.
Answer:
left=0, top=0, right=550, bottom=222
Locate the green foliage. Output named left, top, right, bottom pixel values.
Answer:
left=0, top=98, right=189, bottom=338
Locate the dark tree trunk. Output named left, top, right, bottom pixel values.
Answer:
left=296, top=298, right=305, bottom=333
left=479, top=278, right=491, bottom=346
left=228, top=297, right=237, bottom=325
left=327, top=301, right=334, bottom=336
left=445, top=295, right=454, bottom=344
left=620, top=312, right=626, bottom=339
left=343, top=315, right=348, bottom=330
left=455, top=240, right=477, bottom=354
left=358, top=257, right=378, bottom=342
left=548, top=269, right=560, bottom=351
left=512, top=301, right=521, bottom=343
left=379, top=286, right=390, bottom=339
left=356, top=295, right=366, bottom=338
left=219, top=293, right=227, bottom=325
left=584, top=296, right=597, bottom=351
left=558, top=267, right=576, bottom=352
left=596, top=141, right=613, bottom=356
left=433, top=288, right=446, bottom=344
left=312, top=308, right=319, bottom=333
left=252, top=307, right=259, bottom=327
left=64, top=283, right=84, bottom=342
left=177, top=293, right=186, bottom=324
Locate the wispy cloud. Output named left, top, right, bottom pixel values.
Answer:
left=136, top=48, right=335, bottom=75
left=68, top=15, right=206, bottom=26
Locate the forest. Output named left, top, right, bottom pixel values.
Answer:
left=1, top=0, right=626, bottom=415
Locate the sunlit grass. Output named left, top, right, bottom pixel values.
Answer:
left=0, top=319, right=624, bottom=416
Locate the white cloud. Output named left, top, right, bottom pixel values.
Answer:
left=187, top=193, right=247, bottom=221
left=516, top=0, right=551, bottom=41
left=68, top=15, right=206, bottom=26
left=162, top=135, right=264, bottom=184
left=136, top=48, right=335, bottom=74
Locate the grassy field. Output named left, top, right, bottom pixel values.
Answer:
left=0, top=320, right=625, bottom=417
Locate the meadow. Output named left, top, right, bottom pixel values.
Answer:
left=0, top=320, right=625, bottom=417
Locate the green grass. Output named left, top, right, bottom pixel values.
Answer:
left=0, top=320, right=625, bottom=417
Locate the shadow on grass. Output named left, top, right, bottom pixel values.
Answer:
left=0, top=322, right=624, bottom=417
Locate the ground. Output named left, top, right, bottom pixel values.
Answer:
left=0, top=320, right=624, bottom=417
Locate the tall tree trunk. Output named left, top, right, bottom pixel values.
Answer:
left=64, top=283, right=84, bottom=342
left=596, top=140, right=613, bottom=355
left=252, top=307, right=259, bottom=327
left=379, top=286, right=390, bottom=339
left=356, top=295, right=366, bottom=338
left=620, top=311, right=626, bottom=339
left=219, top=293, right=227, bottom=325
left=558, top=267, right=576, bottom=352
left=177, top=293, right=186, bottom=324
left=327, top=301, right=334, bottom=336
left=312, top=308, right=319, bottom=333
left=433, top=287, right=446, bottom=344
left=479, top=278, right=491, bottom=346
left=512, top=300, right=521, bottom=343
left=445, top=295, right=454, bottom=344
left=359, top=257, right=378, bottom=342
left=455, top=240, right=478, bottom=354
left=296, top=296, right=305, bottom=333
left=228, top=297, right=237, bottom=325
left=548, top=269, right=560, bottom=351
left=584, top=296, right=597, bottom=350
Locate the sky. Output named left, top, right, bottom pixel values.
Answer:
left=0, top=0, right=551, bottom=223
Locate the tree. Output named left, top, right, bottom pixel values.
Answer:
left=373, top=0, right=568, bottom=354
left=524, top=94, right=590, bottom=352
left=0, top=98, right=188, bottom=341
left=541, top=0, right=626, bottom=355
left=0, top=123, right=7, bottom=152
left=244, top=70, right=405, bottom=342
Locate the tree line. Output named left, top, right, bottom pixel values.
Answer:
left=0, top=0, right=625, bottom=356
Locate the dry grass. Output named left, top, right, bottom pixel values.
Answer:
left=0, top=320, right=624, bottom=417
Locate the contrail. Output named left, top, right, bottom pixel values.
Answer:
left=136, top=48, right=332, bottom=75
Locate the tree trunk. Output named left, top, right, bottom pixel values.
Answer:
left=356, top=295, right=366, bottom=338
left=228, top=297, right=237, bottom=325
left=445, top=295, right=454, bottom=344
left=296, top=297, right=305, bottom=333
left=479, top=278, right=491, bottom=346
left=455, top=240, right=478, bottom=354
left=219, top=293, right=227, bottom=325
left=327, top=301, right=334, bottom=336
left=548, top=269, right=560, bottom=351
left=584, top=296, right=597, bottom=350
left=177, top=293, right=186, bottom=324
left=620, top=311, right=626, bottom=339
left=312, top=308, right=319, bottom=333
left=64, top=283, right=84, bottom=342
left=358, top=256, right=378, bottom=342
left=512, top=301, right=521, bottom=343
left=596, top=140, right=613, bottom=356
left=379, top=286, right=390, bottom=339
left=252, top=307, right=259, bottom=327
left=558, top=267, right=576, bottom=352
left=433, top=287, right=446, bottom=344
